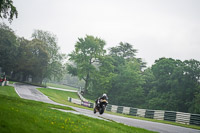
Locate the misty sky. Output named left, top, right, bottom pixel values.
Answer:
left=3, top=0, right=200, bottom=66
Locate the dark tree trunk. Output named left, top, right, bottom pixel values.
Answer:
left=84, top=73, right=90, bottom=93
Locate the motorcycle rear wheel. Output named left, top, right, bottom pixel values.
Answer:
left=94, top=108, right=96, bottom=114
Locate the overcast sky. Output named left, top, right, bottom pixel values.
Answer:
left=3, top=0, right=200, bottom=66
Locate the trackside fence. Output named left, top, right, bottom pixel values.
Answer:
left=68, top=97, right=94, bottom=108
left=0, top=81, right=9, bottom=86
left=105, top=104, right=200, bottom=126
left=67, top=96, right=200, bottom=126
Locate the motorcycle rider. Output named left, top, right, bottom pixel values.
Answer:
left=94, top=93, right=108, bottom=113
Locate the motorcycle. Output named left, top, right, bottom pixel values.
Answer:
left=94, top=99, right=108, bottom=115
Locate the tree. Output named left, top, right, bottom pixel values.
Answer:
left=109, top=59, right=145, bottom=107
left=0, top=23, right=18, bottom=75
left=87, top=55, right=116, bottom=99
left=32, top=30, right=66, bottom=81
left=146, top=58, right=183, bottom=110
left=109, top=42, right=137, bottom=59
left=27, top=39, right=49, bottom=83
left=0, top=0, right=18, bottom=22
left=109, top=42, right=146, bottom=72
left=190, top=90, right=200, bottom=113
left=106, top=42, right=146, bottom=107
left=183, top=59, right=200, bottom=112
left=151, top=58, right=177, bottom=92
left=14, top=38, right=49, bottom=83
left=12, top=37, right=31, bottom=80
left=145, top=58, right=200, bottom=113
left=142, top=68, right=156, bottom=97
left=67, top=35, right=106, bottom=92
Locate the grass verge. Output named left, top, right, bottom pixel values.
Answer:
left=0, top=85, right=19, bottom=97
left=0, top=86, right=156, bottom=133
left=8, top=81, right=16, bottom=84
left=38, top=87, right=80, bottom=100
left=37, top=87, right=95, bottom=110
left=47, top=83, right=78, bottom=90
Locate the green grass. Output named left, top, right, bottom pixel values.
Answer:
left=7, top=81, right=16, bottom=84
left=37, top=87, right=200, bottom=130
left=47, top=83, right=78, bottom=90
left=0, top=85, right=19, bottom=97
left=0, top=86, right=156, bottom=133
left=38, top=87, right=80, bottom=101
left=37, top=87, right=96, bottom=110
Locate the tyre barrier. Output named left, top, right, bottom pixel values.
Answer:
left=154, top=110, right=165, bottom=120
left=129, top=107, right=137, bottom=116
left=106, top=104, right=112, bottom=111
left=122, top=107, right=130, bottom=114
left=137, top=109, right=146, bottom=117
left=176, top=112, right=190, bottom=125
left=117, top=106, right=123, bottom=114
left=164, top=111, right=176, bottom=122
left=111, top=105, right=118, bottom=113
left=105, top=104, right=200, bottom=126
left=190, top=114, right=200, bottom=126
left=68, top=96, right=200, bottom=126
left=0, top=81, right=9, bottom=86
left=145, top=110, right=155, bottom=119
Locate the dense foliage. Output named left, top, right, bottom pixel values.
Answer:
left=0, top=0, right=18, bottom=22
left=67, top=35, right=106, bottom=92
left=0, top=23, right=66, bottom=84
left=68, top=36, right=200, bottom=114
left=144, top=58, right=200, bottom=113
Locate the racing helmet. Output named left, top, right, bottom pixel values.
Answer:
left=102, top=93, right=108, bottom=99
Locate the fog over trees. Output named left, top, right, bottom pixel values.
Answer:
left=1, top=23, right=200, bottom=114
left=67, top=35, right=200, bottom=114
left=0, top=23, right=66, bottom=84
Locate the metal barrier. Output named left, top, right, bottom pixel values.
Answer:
left=71, top=98, right=82, bottom=105
left=82, top=101, right=91, bottom=107
left=77, top=91, right=87, bottom=101
left=68, top=97, right=94, bottom=108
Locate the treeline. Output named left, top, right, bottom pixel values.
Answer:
left=0, top=23, right=66, bottom=84
left=1, top=23, right=199, bottom=114
left=68, top=35, right=200, bottom=114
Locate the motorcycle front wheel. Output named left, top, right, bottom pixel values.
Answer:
left=99, top=107, right=105, bottom=115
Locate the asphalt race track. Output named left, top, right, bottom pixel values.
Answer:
left=14, top=83, right=200, bottom=133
